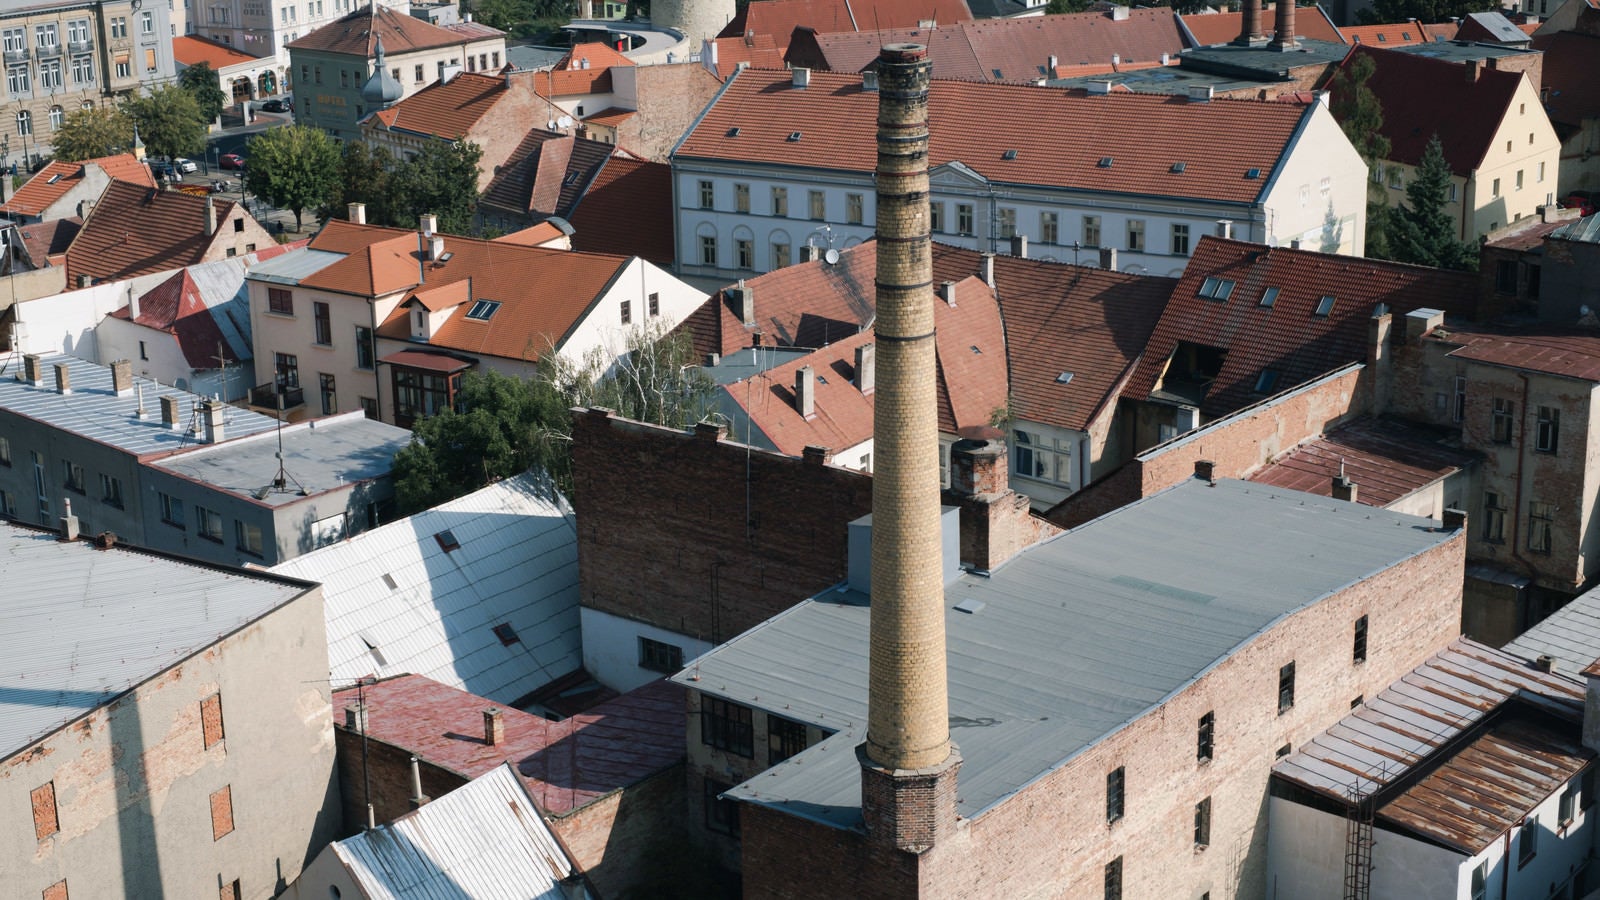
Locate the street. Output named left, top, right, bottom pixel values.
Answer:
left=166, top=110, right=308, bottom=239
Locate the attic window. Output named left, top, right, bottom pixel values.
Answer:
left=492, top=623, right=520, bottom=646
left=46, top=173, right=62, bottom=184
left=971, top=345, right=982, bottom=354
left=361, top=635, right=388, bottom=666
left=726, top=126, right=741, bottom=137
left=1198, top=277, right=1235, bottom=301
left=1245, top=167, right=1262, bottom=179
left=1377, top=32, right=1387, bottom=41
left=1098, top=157, right=1114, bottom=168
left=465, top=299, right=501, bottom=321
left=1002, top=149, right=1018, bottom=160
left=1254, top=369, right=1281, bottom=393
left=563, top=170, right=582, bottom=186
left=434, top=529, right=461, bottom=551
left=1055, top=371, right=1074, bottom=384
left=787, top=131, right=802, bottom=142
left=992, top=68, right=1003, bottom=79
left=1314, top=295, right=1335, bottom=317
left=1170, top=162, right=1186, bottom=174
left=1259, top=287, right=1280, bottom=307
left=381, top=573, right=398, bottom=590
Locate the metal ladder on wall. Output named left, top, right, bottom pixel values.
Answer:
left=1343, top=779, right=1375, bottom=900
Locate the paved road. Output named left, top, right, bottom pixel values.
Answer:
left=168, top=112, right=312, bottom=239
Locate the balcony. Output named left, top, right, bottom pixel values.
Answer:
left=3, top=47, right=27, bottom=64
left=67, top=38, right=92, bottom=54
left=34, top=43, right=60, bottom=60
left=250, top=383, right=304, bottom=411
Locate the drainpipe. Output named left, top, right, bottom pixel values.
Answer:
left=1499, top=824, right=1513, bottom=899
left=371, top=298, right=382, bottom=424
left=1510, top=371, right=1541, bottom=607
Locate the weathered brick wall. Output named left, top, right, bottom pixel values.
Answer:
left=553, top=762, right=686, bottom=898
left=741, top=804, right=921, bottom=900
left=571, top=409, right=873, bottom=643
left=617, top=64, right=724, bottom=162
left=332, top=726, right=467, bottom=834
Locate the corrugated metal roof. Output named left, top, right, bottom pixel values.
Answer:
left=245, top=247, right=348, bottom=285
left=1245, top=416, right=1476, bottom=507
left=1273, top=639, right=1588, bottom=854
left=677, top=477, right=1456, bottom=825
left=332, top=763, right=576, bottom=900
left=272, top=474, right=582, bottom=703
left=1504, top=583, right=1600, bottom=674
left=1, top=521, right=310, bottom=759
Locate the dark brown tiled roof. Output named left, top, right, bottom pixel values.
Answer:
left=1, top=154, right=154, bottom=219
left=479, top=130, right=614, bottom=220
left=287, top=4, right=494, bottom=56
left=678, top=68, right=1311, bottom=205
left=1178, top=4, right=1345, bottom=46
left=370, top=71, right=506, bottom=139
left=65, top=182, right=247, bottom=284
left=567, top=158, right=674, bottom=265
left=786, top=9, right=1184, bottom=83
left=1126, top=235, right=1479, bottom=419
left=720, top=0, right=973, bottom=46
left=1329, top=45, right=1524, bottom=175
left=1246, top=417, right=1475, bottom=506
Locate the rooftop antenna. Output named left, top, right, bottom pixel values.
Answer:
left=254, top=393, right=309, bottom=499
left=211, top=341, right=236, bottom=408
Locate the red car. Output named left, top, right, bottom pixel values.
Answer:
left=220, top=153, right=246, bottom=170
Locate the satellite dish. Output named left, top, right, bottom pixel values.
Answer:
left=557, top=116, right=573, bottom=128
left=823, top=248, right=840, bottom=265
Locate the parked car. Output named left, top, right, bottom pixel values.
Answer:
left=259, top=97, right=291, bottom=113
left=1564, top=191, right=1597, bottom=218
left=220, top=153, right=246, bottom=170
left=173, top=157, right=197, bottom=173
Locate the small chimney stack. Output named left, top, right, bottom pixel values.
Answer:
left=1404, top=308, right=1445, bottom=343
left=855, top=343, right=875, bottom=394
left=202, top=399, right=225, bottom=443
left=205, top=194, right=218, bottom=236
left=981, top=252, right=995, bottom=287
left=939, top=280, right=957, bottom=305
left=1331, top=466, right=1358, bottom=503
left=1442, top=508, right=1467, bottom=532
left=800, top=244, right=818, bottom=263
left=794, top=365, right=815, bottom=418
left=110, top=359, right=133, bottom=396
left=802, top=445, right=830, bottom=465
left=1536, top=654, right=1556, bottom=674
left=484, top=708, right=504, bottom=746
left=409, top=755, right=430, bottom=808
left=420, top=213, right=439, bottom=237
left=695, top=420, right=727, bottom=442
left=1099, top=247, right=1118, bottom=271
left=1194, top=459, right=1216, bottom=483
left=732, top=279, right=755, bottom=324
left=348, top=202, right=367, bottom=225
left=23, top=353, right=43, bottom=385
left=59, top=498, right=80, bottom=541
left=1216, top=219, right=1234, bottom=239
left=1464, top=59, right=1480, bottom=83
left=53, top=363, right=70, bottom=395
left=160, top=395, right=182, bottom=430
left=129, top=288, right=141, bottom=321
left=1047, top=54, right=1058, bottom=74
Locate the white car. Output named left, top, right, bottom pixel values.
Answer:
left=173, top=158, right=198, bottom=173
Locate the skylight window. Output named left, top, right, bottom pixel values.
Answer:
left=1056, top=371, right=1074, bottom=384
left=381, top=573, right=398, bottom=590
left=465, top=299, right=501, bottom=321
left=434, top=529, right=461, bottom=551
left=1198, top=277, right=1235, bottom=301
left=787, top=131, right=802, bottom=142
left=1098, top=157, right=1114, bottom=168
left=993, top=68, right=1003, bottom=79
left=726, top=126, right=741, bottom=137
left=1314, top=295, right=1336, bottom=317
left=1002, top=149, right=1018, bottom=160
left=1259, top=287, right=1279, bottom=307
left=492, top=623, right=520, bottom=645
left=1255, top=370, right=1281, bottom=393
left=1171, top=162, right=1186, bottom=174
left=1245, top=167, right=1262, bottom=179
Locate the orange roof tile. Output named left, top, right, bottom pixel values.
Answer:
left=582, top=106, right=636, bottom=127
left=1340, top=23, right=1425, bottom=45
left=555, top=42, right=635, bottom=70
left=479, top=130, right=614, bottom=220
left=173, top=34, right=264, bottom=69
left=720, top=0, right=973, bottom=47
left=1, top=154, right=155, bottom=219
left=528, top=66, right=614, bottom=97
left=494, top=222, right=566, bottom=246
left=369, top=71, right=506, bottom=139
left=678, top=68, right=1311, bottom=206
left=567, top=157, right=674, bottom=265
left=287, top=4, right=496, bottom=56
left=706, top=34, right=787, bottom=79
left=302, top=232, right=427, bottom=297
left=65, top=181, right=249, bottom=284
left=1179, top=4, right=1344, bottom=46
left=16, top=217, right=79, bottom=266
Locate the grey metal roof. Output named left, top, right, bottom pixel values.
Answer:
left=272, top=474, right=582, bottom=702
left=331, top=763, right=576, bottom=900
left=676, top=477, right=1457, bottom=826
left=0, top=352, right=281, bottom=456
left=1462, top=11, right=1530, bottom=43
left=148, top=411, right=411, bottom=506
left=1550, top=213, right=1600, bottom=246
left=1, top=521, right=311, bottom=759
left=1504, top=582, right=1600, bottom=674
left=244, top=247, right=346, bottom=285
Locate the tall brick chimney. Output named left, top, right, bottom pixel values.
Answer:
left=1235, top=0, right=1267, bottom=45
left=1270, top=0, right=1300, bottom=50
left=860, top=42, right=961, bottom=855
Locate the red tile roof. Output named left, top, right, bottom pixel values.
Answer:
left=528, top=66, right=614, bottom=97
left=1433, top=325, right=1600, bottom=382
left=1246, top=417, right=1475, bottom=506
left=494, top=221, right=567, bottom=246
left=1532, top=31, right=1600, bottom=130
left=16, top=217, right=80, bottom=266
left=370, top=71, right=506, bottom=138
left=1179, top=4, right=1344, bottom=45
left=1418, top=21, right=1458, bottom=41
left=65, top=181, right=251, bottom=284
left=332, top=674, right=683, bottom=816
left=567, top=157, right=674, bottom=265
left=172, top=34, right=264, bottom=69
left=785, top=9, right=1184, bottom=83
left=287, top=4, right=494, bottom=56
left=581, top=106, right=635, bottom=127
left=555, top=42, right=634, bottom=70
left=720, top=0, right=973, bottom=46
left=1, top=154, right=155, bottom=219
left=114, top=269, right=243, bottom=369
left=480, top=130, right=615, bottom=220
left=1339, top=23, right=1425, bottom=45
left=705, top=34, right=787, bottom=79
left=1126, top=235, right=1479, bottom=419
left=1329, top=45, right=1524, bottom=176
left=677, top=68, right=1311, bottom=205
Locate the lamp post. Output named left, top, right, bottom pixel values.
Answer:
left=0, top=133, right=10, bottom=205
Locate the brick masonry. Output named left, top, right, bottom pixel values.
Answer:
left=31, top=782, right=58, bottom=841
left=209, top=785, right=234, bottom=841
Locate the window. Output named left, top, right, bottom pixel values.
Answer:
left=957, top=203, right=975, bottom=236
left=736, top=239, right=753, bottom=269
left=735, top=182, right=750, bottom=213
left=0, top=436, right=8, bottom=466
left=39, top=60, right=61, bottom=90
left=141, top=11, right=154, bottom=33
left=1013, top=429, right=1071, bottom=486
left=15, top=110, right=29, bottom=136
left=48, top=105, right=62, bottom=130
left=236, top=521, right=264, bottom=556
left=1198, top=711, right=1214, bottom=762
left=1529, top=501, right=1554, bottom=554
left=1453, top=375, right=1466, bottom=424
left=699, top=235, right=716, bottom=266
left=233, top=218, right=244, bottom=234
left=704, top=778, right=739, bottom=836
left=312, top=301, right=331, bottom=344
left=698, top=180, right=713, bottom=209
left=997, top=207, right=1016, bottom=239
left=1171, top=223, right=1190, bottom=256
left=1198, top=277, right=1235, bottom=301
left=1104, top=857, right=1122, bottom=900
left=846, top=193, right=864, bottom=225
left=809, top=190, right=826, bottom=221
left=35, top=23, right=57, bottom=49
left=1254, top=370, right=1281, bottom=394
left=1127, top=219, right=1145, bottom=252
left=274, top=353, right=299, bottom=389
left=1388, top=167, right=1402, bottom=189
left=1259, top=286, right=1280, bottom=307
left=1194, top=797, right=1211, bottom=848
left=1539, top=161, right=1546, bottom=183
left=767, top=715, right=810, bottom=765
left=197, top=506, right=223, bottom=542
left=771, top=241, right=790, bottom=269
left=701, top=696, right=754, bottom=757
left=648, top=292, right=660, bottom=317
left=267, top=287, right=293, bottom=314
left=62, top=460, right=85, bottom=494
left=1106, top=766, right=1125, bottom=823
left=144, top=47, right=156, bottom=72
left=930, top=201, right=944, bottom=233
left=160, top=492, right=184, bottom=528
left=1353, top=615, right=1368, bottom=663
left=1278, top=661, right=1295, bottom=713
left=0, top=490, right=13, bottom=518
left=100, top=474, right=122, bottom=508
left=1083, top=215, right=1101, bottom=247
left=1492, top=177, right=1501, bottom=198
left=355, top=326, right=374, bottom=370
left=210, top=785, right=234, bottom=840
left=1496, top=260, right=1518, bottom=293
left=1518, top=818, right=1537, bottom=866
left=620, top=299, right=632, bottom=325
left=72, top=55, right=92, bottom=84
left=115, top=55, right=130, bottom=79
left=638, top=637, right=683, bottom=673
left=1041, top=211, right=1059, bottom=244
left=2, top=28, right=21, bottom=52
left=1492, top=397, right=1515, bottom=443
left=1314, top=295, right=1335, bottom=317
left=771, top=186, right=787, bottom=216
left=360, top=397, right=378, bottom=420
left=1470, top=861, right=1487, bottom=900
left=201, top=692, right=225, bottom=748
left=111, top=17, right=127, bottom=38
left=1516, top=169, right=1524, bottom=191
left=1483, top=491, right=1506, bottom=543
left=413, top=63, right=423, bottom=83
left=1537, top=405, right=1560, bottom=453
left=319, top=374, right=336, bottom=415
left=32, top=782, right=59, bottom=840
left=1560, top=784, right=1578, bottom=828
left=6, top=63, right=26, bottom=95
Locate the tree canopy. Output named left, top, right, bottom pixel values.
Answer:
left=1383, top=135, right=1477, bottom=271
left=244, top=124, right=341, bottom=230
left=1356, top=0, right=1494, bottom=24
left=389, top=141, right=483, bottom=235
left=1328, top=53, right=1393, bottom=257
left=126, top=86, right=209, bottom=160
left=51, top=106, right=136, bottom=162
left=178, top=62, right=229, bottom=123
left=319, top=141, right=398, bottom=224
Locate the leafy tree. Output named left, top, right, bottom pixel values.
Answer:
left=389, top=140, right=483, bottom=235
left=1385, top=135, right=1477, bottom=271
left=554, top=321, right=716, bottom=431
left=319, top=140, right=397, bottom=224
left=1356, top=0, right=1493, bottom=24
left=125, top=86, right=208, bottom=160
left=243, top=124, right=340, bottom=230
left=1046, top=0, right=1094, bottom=12
left=1328, top=53, right=1393, bottom=257
left=51, top=106, right=135, bottom=161
left=178, top=62, right=228, bottom=123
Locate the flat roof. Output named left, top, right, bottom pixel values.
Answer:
left=245, top=247, right=347, bottom=285
left=1394, top=39, right=1536, bottom=62
left=676, top=477, right=1457, bottom=826
left=1, top=521, right=311, bottom=759
left=1246, top=417, right=1475, bottom=507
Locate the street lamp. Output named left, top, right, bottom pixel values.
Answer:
left=0, top=133, right=10, bottom=205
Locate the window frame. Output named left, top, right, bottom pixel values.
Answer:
left=235, top=520, right=264, bottom=556
left=312, top=301, right=331, bottom=345
left=99, top=473, right=123, bottom=508
left=1491, top=397, right=1515, bottom=444
left=1529, top=500, right=1555, bottom=554
left=1278, top=661, right=1296, bottom=714
left=1353, top=615, right=1368, bottom=664
left=355, top=325, right=374, bottom=370
left=700, top=695, right=754, bottom=758
left=697, top=180, right=713, bottom=209
left=1197, top=711, right=1214, bottom=763
left=159, top=491, right=185, bottom=528
left=1536, top=405, right=1559, bottom=454
left=1171, top=222, right=1190, bottom=256
left=1105, top=766, right=1125, bottom=824
left=267, top=287, right=293, bottom=315
left=197, top=505, right=223, bottom=542
left=1194, top=796, right=1211, bottom=848
left=638, top=636, right=683, bottom=673
left=766, top=714, right=810, bottom=766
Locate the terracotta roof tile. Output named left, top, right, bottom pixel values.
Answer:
left=116, top=270, right=243, bottom=369
left=16, top=217, right=79, bottom=266
left=679, top=68, right=1311, bottom=206
left=566, top=157, right=674, bottom=264
left=1419, top=21, right=1458, bottom=41
left=172, top=34, right=264, bottom=69
left=706, top=34, right=787, bottom=79
left=287, top=4, right=496, bottom=56
left=1531, top=32, right=1600, bottom=129
left=1329, top=45, right=1523, bottom=175
left=529, top=136, right=574, bottom=214
left=554, top=42, right=634, bottom=70
left=1340, top=23, right=1426, bottom=45
left=1179, top=4, right=1345, bottom=46
left=1, top=154, right=154, bottom=219
left=526, top=66, right=614, bottom=97
left=720, top=0, right=973, bottom=46
left=65, top=181, right=249, bottom=284
left=368, top=71, right=506, bottom=139
left=1246, top=416, right=1475, bottom=505
left=479, top=130, right=616, bottom=219
left=1126, top=235, right=1478, bottom=419
left=582, top=106, right=636, bottom=127
left=493, top=222, right=566, bottom=246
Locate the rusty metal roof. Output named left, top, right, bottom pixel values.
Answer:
left=1274, top=638, right=1588, bottom=854
left=1435, top=325, right=1600, bottom=382
left=1246, top=417, right=1476, bottom=507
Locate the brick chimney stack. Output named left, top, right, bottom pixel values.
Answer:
left=860, top=42, right=962, bottom=854
left=1271, top=0, right=1300, bottom=50
left=1235, top=0, right=1267, bottom=45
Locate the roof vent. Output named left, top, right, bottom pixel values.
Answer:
left=726, top=126, right=740, bottom=137
left=1055, top=371, right=1074, bottom=384
left=787, top=131, right=802, bottom=142
left=1097, top=157, right=1114, bottom=168
left=1187, top=84, right=1213, bottom=103
left=434, top=529, right=460, bottom=551
left=1002, top=149, right=1018, bottom=160
left=1086, top=80, right=1114, bottom=95
left=1171, top=162, right=1186, bottom=173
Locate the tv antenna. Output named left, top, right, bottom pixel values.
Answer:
left=254, top=392, right=309, bottom=500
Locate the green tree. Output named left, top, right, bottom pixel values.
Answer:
left=389, top=140, right=483, bottom=235
left=1328, top=53, right=1393, bottom=257
left=178, top=62, right=228, bottom=123
left=1385, top=135, right=1477, bottom=271
left=1046, top=0, right=1094, bottom=12
left=1357, top=0, right=1493, bottom=24
left=51, top=106, right=135, bottom=161
left=125, top=86, right=208, bottom=160
left=243, top=124, right=340, bottom=230
left=319, top=140, right=397, bottom=224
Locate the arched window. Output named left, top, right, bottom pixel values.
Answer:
left=48, top=106, right=62, bottom=130
left=16, top=110, right=31, bottom=137
left=80, top=99, right=94, bottom=109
